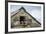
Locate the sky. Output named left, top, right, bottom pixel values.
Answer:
left=10, top=5, right=41, bottom=23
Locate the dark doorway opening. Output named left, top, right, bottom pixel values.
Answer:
left=20, top=16, right=25, bottom=24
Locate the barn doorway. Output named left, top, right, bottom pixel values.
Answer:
left=20, top=16, right=25, bottom=24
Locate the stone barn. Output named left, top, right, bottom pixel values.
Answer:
left=11, top=7, right=41, bottom=28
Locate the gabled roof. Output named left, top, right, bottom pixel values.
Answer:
left=11, top=7, right=41, bottom=25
